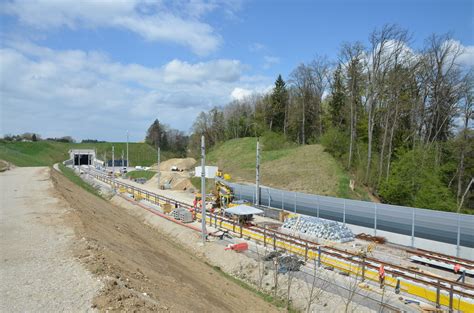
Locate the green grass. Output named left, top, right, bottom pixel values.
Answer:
left=0, top=141, right=169, bottom=167
left=190, top=177, right=214, bottom=193
left=58, top=163, right=102, bottom=198
left=207, top=263, right=299, bottom=312
left=206, top=136, right=371, bottom=200
left=126, top=170, right=156, bottom=181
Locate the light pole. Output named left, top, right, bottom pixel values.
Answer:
left=255, top=137, right=260, bottom=205
left=201, top=135, right=207, bottom=243
left=126, top=131, right=129, bottom=168
left=157, top=146, right=161, bottom=189
left=112, top=145, right=115, bottom=175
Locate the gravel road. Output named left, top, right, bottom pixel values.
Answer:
left=0, top=167, right=100, bottom=312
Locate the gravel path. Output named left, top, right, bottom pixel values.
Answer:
left=0, top=167, right=100, bottom=312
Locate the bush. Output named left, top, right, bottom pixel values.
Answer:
left=261, top=131, right=292, bottom=151
left=379, top=148, right=457, bottom=212
left=320, top=127, right=349, bottom=159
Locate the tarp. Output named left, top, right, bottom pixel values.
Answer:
left=225, top=205, right=263, bottom=216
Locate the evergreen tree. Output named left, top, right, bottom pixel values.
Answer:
left=145, top=119, right=163, bottom=148
left=270, top=75, right=288, bottom=132
left=328, top=65, right=347, bottom=128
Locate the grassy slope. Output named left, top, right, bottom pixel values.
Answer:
left=126, top=170, right=156, bottom=181
left=207, top=137, right=370, bottom=200
left=58, top=163, right=101, bottom=197
left=0, top=141, right=164, bottom=167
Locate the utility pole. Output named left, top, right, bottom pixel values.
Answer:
left=126, top=131, right=129, bottom=168
left=256, top=138, right=260, bottom=205
left=112, top=146, right=115, bottom=176
left=157, top=146, right=161, bottom=189
left=121, top=150, right=124, bottom=168
left=201, top=135, right=207, bottom=243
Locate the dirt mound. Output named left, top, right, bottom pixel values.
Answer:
left=51, top=170, right=277, bottom=312
left=145, top=171, right=195, bottom=191
left=0, top=159, right=12, bottom=172
left=151, top=157, right=196, bottom=171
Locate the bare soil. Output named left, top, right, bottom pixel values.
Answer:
left=51, top=169, right=278, bottom=312
left=1, top=167, right=100, bottom=312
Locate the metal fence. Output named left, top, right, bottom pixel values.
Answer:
left=224, top=181, right=474, bottom=250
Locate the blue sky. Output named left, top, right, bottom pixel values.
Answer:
left=1, top=0, right=473, bottom=141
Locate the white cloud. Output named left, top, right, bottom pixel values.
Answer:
left=263, top=56, right=280, bottom=69
left=230, top=87, right=252, bottom=101
left=163, top=59, right=241, bottom=83
left=449, top=41, right=474, bottom=67
left=249, top=42, right=265, bottom=52
left=1, top=0, right=223, bottom=55
left=0, top=41, right=270, bottom=140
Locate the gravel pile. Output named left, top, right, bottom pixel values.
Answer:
left=281, top=216, right=354, bottom=243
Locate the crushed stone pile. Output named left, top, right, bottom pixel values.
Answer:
left=281, top=216, right=354, bottom=243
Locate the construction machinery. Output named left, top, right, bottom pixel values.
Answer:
left=213, top=179, right=234, bottom=209
left=194, top=169, right=234, bottom=210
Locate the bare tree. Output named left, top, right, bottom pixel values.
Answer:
left=304, top=259, right=329, bottom=312
left=309, top=56, right=331, bottom=138
left=364, top=24, right=410, bottom=183
left=456, top=71, right=473, bottom=204
left=340, top=42, right=365, bottom=169
left=290, top=64, right=313, bottom=144
left=421, top=33, right=464, bottom=145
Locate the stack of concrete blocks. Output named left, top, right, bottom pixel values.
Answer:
left=281, top=216, right=354, bottom=243
left=170, top=207, right=193, bottom=223
left=178, top=210, right=193, bottom=223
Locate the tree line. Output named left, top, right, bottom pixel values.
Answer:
left=145, top=119, right=188, bottom=157
left=190, top=24, right=473, bottom=212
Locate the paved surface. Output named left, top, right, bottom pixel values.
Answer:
left=0, top=167, right=100, bottom=312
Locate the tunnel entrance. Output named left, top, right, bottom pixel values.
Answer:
left=74, top=154, right=92, bottom=166
left=69, top=149, right=96, bottom=166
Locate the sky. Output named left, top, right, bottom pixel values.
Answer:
left=1, top=0, right=473, bottom=142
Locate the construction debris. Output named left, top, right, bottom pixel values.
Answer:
left=281, top=216, right=354, bottom=242
left=355, top=233, right=386, bottom=244
left=225, top=242, right=248, bottom=252
left=263, top=250, right=283, bottom=261
left=278, top=255, right=304, bottom=273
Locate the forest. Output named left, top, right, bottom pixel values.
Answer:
left=188, top=25, right=473, bottom=213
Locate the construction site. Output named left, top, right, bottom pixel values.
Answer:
left=56, top=139, right=474, bottom=312
left=1, top=2, right=473, bottom=312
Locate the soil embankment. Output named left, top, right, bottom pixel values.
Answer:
left=51, top=169, right=277, bottom=312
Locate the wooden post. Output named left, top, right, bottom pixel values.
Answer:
left=436, top=280, right=440, bottom=308
left=273, top=234, right=276, bottom=250
left=317, top=246, right=321, bottom=268
left=449, top=284, right=453, bottom=313
left=263, top=226, right=267, bottom=247
left=305, top=242, right=308, bottom=261
left=361, top=259, right=366, bottom=282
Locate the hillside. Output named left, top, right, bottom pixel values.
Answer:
left=0, top=141, right=167, bottom=167
left=206, top=137, right=371, bottom=201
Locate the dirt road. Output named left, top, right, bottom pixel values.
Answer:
left=0, top=167, right=100, bottom=312
left=51, top=169, right=278, bottom=312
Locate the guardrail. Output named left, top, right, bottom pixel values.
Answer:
left=88, top=169, right=474, bottom=311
